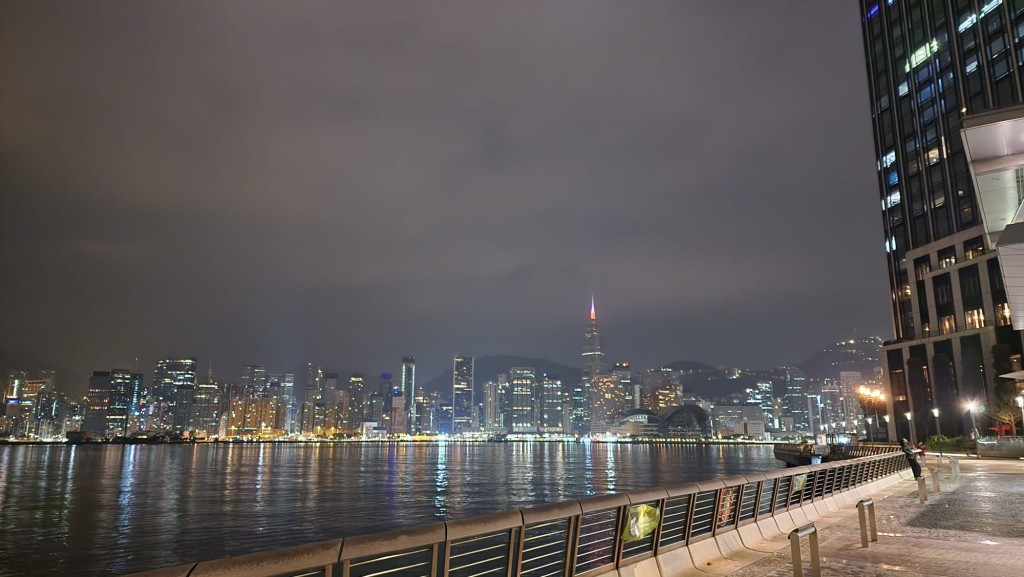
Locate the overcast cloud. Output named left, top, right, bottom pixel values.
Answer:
left=0, top=2, right=890, bottom=394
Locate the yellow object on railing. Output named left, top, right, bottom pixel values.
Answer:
left=622, top=504, right=659, bottom=542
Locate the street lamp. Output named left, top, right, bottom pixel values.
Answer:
left=905, top=411, right=915, bottom=445
left=866, top=416, right=874, bottom=443
left=966, top=400, right=978, bottom=440
left=931, top=407, right=941, bottom=438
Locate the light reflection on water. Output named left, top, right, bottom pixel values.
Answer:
left=0, top=442, right=780, bottom=577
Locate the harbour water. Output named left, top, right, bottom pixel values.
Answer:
left=0, top=442, right=781, bottom=576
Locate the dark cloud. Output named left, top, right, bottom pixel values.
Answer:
left=0, top=1, right=890, bottom=393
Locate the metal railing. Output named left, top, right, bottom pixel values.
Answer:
left=127, top=451, right=908, bottom=577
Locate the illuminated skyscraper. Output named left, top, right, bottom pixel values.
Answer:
left=301, top=363, right=323, bottom=435
left=859, top=0, right=1024, bottom=442
left=510, top=367, right=537, bottom=433
left=579, top=297, right=605, bottom=433
left=538, top=373, right=568, bottom=433
left=452, top=356, right=475, bottom=433
left=401, top=357, right=417, bottom=434
left=778, top=367, right=808, bottom=432
left=150, top=358, right=197, bottom=432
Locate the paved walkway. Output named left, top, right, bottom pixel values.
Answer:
left=729, top=457, right=1024, bottom=577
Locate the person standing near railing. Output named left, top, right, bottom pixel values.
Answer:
left=900, top=438, right=922, bottom=479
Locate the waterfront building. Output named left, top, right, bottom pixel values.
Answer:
left=509, top=367, right=537, bottom=433
left=612, top=362, right=638, bottom=409
left=579, top=297, right=605, bottom=433
left=839, top=371, right=865, bottom=426
left=778, top=367, right=808, bottom=432
left=711, top=405, right=767, bottom=438
left=538, top=373, right=568, bottom=433
left=301, top=363, right=323, bottom=435
left=266, top=373, right=295, bottom=432
left=745, top=380, right=775, bottom=426
left=150, top=358, right=197, bottom=432
left=589, top=374, right=628, bottom=433
left=345, top=374, right=365, bottom=433
left=482, top=377, right=508, bottom=433
left=859, top=0, right=1024, bottom=441
left=401, top=357, right=418, bottom=433
left=452, top=356, right=475, bottom=433
left=193, top=377, right=221, bottom=435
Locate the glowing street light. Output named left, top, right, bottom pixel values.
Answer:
left=966, top=400, right=979, bottom=440
left=931, top=407, right=941, bottom=438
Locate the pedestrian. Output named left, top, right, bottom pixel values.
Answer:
left=916, top=442, right=927, bottom=466
left=901, top=438, right=922, bottom=479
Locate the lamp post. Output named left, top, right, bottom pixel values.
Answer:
left=966, top=400, right=978, bottom=440
left=931, top=407, right=941, bottom=438
left=866, top=416, right=874, bottom=443
left=905, top=411, right=915, bottom=445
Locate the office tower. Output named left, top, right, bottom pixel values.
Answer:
left=839, top=371, right=865, bottom=427
left=744, top=380, right=775, bottom=426
left=859, top=1, right=1024, bottom=441
left=538, top=374, right=568, bottom=433
left=301, top=363, right=323, bottom=435
left=777, top=367, right=808, bottom=432
left=452, top=356, right=475, bottom=433
left=612, top=362, right=638, bottom=409
left=482, top=380, right=503, bottom=432
left=150, top=358, right=197, bottom=432
left=401, top=357, right=418, bottom=434
left=589, top=374, right=628, bottom=433
left=84, top=371, right=112, bottom=434
left=580, top=297, right=605, bottom=433
left=193, top=376, right=221, bottom=435
left=508, top=367, right=536, bottom=433
left=264, top=373, right=293, bottom=432
left=107, top=369, right=134, bottom=436
left=819, top=378, right=844, bottom=428
left=346, top=374, right=365, bottom=431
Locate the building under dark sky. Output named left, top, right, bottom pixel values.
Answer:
left=859, top=0, right=1024, bottom=441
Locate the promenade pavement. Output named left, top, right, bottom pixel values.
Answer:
left=727, top=456, right=1024, bottom=577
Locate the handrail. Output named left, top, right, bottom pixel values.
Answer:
left=123, top=449, right=908, bottom=577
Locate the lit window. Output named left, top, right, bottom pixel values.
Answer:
left=965, top=308, right=986, bottom=329
left=940, top=315, right=957, bottom=334
left=998, top=303, right=1012, bottom=326
left=899, top=81, right=910, bottom=96
left=966, top=57, right=979, bottom=74
left=927, top=148, right=941, bottom=164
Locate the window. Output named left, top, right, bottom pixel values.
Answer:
left=998, top=302, right=1013, bottom=326
left=899, top=81, right=910, bottom=96
left=966, top=55, right=979, bottom=74
left=965, top=308, right=986, bottom=329
left=915, top=258, right=932, bottom=280
left=938, top=247, right=958, bottom=269
left=964, top=236, right=985, bottom=259
left=927, top=147, right=941, bottom=164
left=940, top=315, right=957, bottom=335
left=990, top=35, right=1008, bottom=57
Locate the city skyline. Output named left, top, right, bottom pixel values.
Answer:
left=1, top=2, right=891, bottom=393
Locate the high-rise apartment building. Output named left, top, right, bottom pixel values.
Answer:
left=301, top=363, right=323, bottom=435
left=859, top=0, right=1024, bottom=441
left=482, top=375, right=509, bottom=433
left=150, top=358, right=197, bottom=432
left=452, top=356, right=475, bottom=434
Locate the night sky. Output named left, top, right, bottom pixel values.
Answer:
left=0, top=2, right=891, bottom=395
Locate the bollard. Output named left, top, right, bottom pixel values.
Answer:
left=930, top=467, right=941, bottom=493
left=789, top=524, right=821, bottom=577
left=950, top=457, right=960, bottom=479
left=856, top=499, right=878, bottom=548
left=917, top=477, right=928, bottom=503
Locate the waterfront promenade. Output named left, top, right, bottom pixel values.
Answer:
left=732, top=457, right=1024, bottom=577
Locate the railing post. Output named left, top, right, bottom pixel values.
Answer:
left=788, top=524, right=820, bottom=577
left=917, top=477, right=928, bottom=503
left=930, top=468, right=941, bottom=493
left=856, top=499, right=877, bottom=548
left=950, top=457, right=960, bottom=479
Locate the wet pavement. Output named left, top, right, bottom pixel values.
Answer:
left=725, top=457, right=1024, bottom=577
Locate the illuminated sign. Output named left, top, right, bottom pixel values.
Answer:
left=905, top=39, right=939, bottom=72
left=958, top=0, right=1002, bottom=34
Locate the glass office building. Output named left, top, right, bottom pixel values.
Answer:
left=860, top=0, right=1024, bottom=442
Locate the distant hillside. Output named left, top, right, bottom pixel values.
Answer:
left=422, top=355, right=581, bottom=400
left=798, top=336, right=883, bottom=380
left=664, top=360, right=751, bottom=399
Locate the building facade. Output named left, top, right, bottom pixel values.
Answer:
left=579, top=297, right=606, bottom=433
left=452, top=356, right=475, bottom=434
left=859, top=0, right=1024, bottom=442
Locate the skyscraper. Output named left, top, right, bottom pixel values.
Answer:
left=509, top=367, right=537, bottom=433
left=150, top=358, right=197, bottom=432
left=401, top=357, right=417, bottom=434
left=579, top=297, right=605, bottom=433
left=859, top=1, right=1024, bottom=441
left=452, top=356, right=475, bottom=434
left=538, top=374, right=567, bottom=433
left=778, top=367, right=808, bottom=432
left=301, top=363, right=323, bottom=435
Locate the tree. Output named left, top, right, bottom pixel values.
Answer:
left=989, top=378, right=1023, bottom=437
left=988, top=345, right=1022, bottom=437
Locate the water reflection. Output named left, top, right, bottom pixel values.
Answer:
left=0, top=443, right=781, bottom=577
